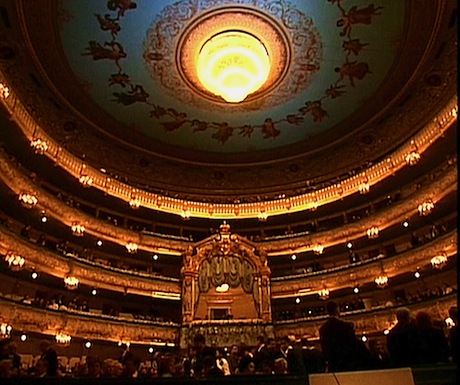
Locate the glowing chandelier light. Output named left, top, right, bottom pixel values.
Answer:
left=64, top=276, right=79, bottom=290
left=418, top=200, right=434, bottom=216
left=18, top=193, right=38, bottom=208
left=375, top=274, right=388, bottom=288
left=71, top=222, right=85, bottom=237
left=30, top=138, right=49, bottom=154
left=430, top=254, right=448, bottom=269
left=55, top=332, right=72, bottom=345
left=196, top=31, right=270, bottom=103
left=1, top=323, right=12, bottom=338
left=0, top=83, right=9, bottom=99
left=125, top=241, right=138, bottom=254
left=4, top=253, right=25, bottom=271
left=367, top=226, right=380, bottom=239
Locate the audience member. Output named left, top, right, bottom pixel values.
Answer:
left=39, top=340, right=58, bottom=376
left=447, top=306, right=457, bottom=363
left=368, top=339, right=391, bottom=369
left=319, top=300, right=369, bottom=372
left=415, top=311, right=450, bottom=364
left=300, top=338, right=326, bottom=375
left=387, top=307, right=422, bottom=367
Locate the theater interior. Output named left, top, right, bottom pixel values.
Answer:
left=0, top=0, right=457, bottom=382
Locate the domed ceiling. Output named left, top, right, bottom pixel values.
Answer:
left=0, top=0, right=455, bottom=207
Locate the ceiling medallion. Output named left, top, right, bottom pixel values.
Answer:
left=174, top=6, right=292, bottom=105
left=144, top=1, right=321, bottom=110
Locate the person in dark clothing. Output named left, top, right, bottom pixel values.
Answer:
left=300, top=338, right=326, bottom=374
left=368, top=339, right=391, bottom=369
left=253, top=335, right=271, bottom=373
left=192, top=333, right=215, bottom=376
left=448, top=306, right=458, bottom=363
left=319, top=300, right=368, bottom=372
left=387, top=307, right=422, bottom=367
left=415, top=311, right=450, bottom=364
left=39, top=340, right=58, bottom=376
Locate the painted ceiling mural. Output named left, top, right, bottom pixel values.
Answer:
left=58, top=0, right=405, bottom=153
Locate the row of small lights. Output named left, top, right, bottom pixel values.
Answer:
left=1, top=324, right=174, bottom=351
left=2, top=79, right=456, bottom=220
left=292, top=253, right=450, bottom=304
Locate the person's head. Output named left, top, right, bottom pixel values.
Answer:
left=157, top=355, right=176, bottom=377
left=238, top=355, right=255, bottom=374
left=267, top=337, right=276, bottom=350
left=193, top=333, right=206, bottom=350
left=257, top=335, right=265, bottom=346
left=415, top=311, right=433, bottom=329
left=123, top=353, right=140, bottom=376
left=273, top=357, right=288, bottom=374
left=39, top=340, right=51, bottom=353
left=369, top=339, right=384, bottom=354
left=230, top=344, right=239, bottom=355
left=88, top=360, right=102, bottom=377
left=280, top=336, right=290, bottom=350
left=395, top=307, right=411, bottom=324
left=326, top=301, right=340, bottom=316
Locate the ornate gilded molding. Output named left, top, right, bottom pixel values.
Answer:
left=0, top=297, right=179, bottom=345
left=0, top=228, right=181, bottom=297
left=274, top=294, right=457, bottom=340
left=0, top=147, right=456, bottom=256
left=270, top=230, right=457, bottom=297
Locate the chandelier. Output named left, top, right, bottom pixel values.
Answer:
left=405, top=151, right=421, bottom=166
left=64, top=276, right=79, bottom=290
left=318, top=288, right=330, bottom=300
left=55, top=332, right=72, bottom=345
left=196, top=31, right=270, bottom=103
left=18, top=193, right=38, bottom=208
left=30, top=138, right=49, bottom=154
left=358, top=182, right=370, bottom=194
left=129, top=197, right=141, bottom=209
left=374, top=274, right=389, bottom=288
left=313, top=244, right=324, bottom=255
left=125, top=242, right=138, bottom=254
left=418, top=200, right=434, bottom=216
left=79, top=174, right=93, bottom=187
left=71, top=222, right=85, bottom=236
left=430, top=254, right=448, bottom=269
left=4, top=253, right=25, bottom=271
left=367, top=226, right=379, bottom=239
left=0, top=83, right=9, bottom=99
left=0, top=323, right=12, bottom=338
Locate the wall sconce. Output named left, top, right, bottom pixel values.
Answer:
left=4, top=253, right=25, bottom=271
left=55, top=332, right=72, bottom=345
left=129, top=197, right=141, bottom=209
left=30, top=138, right=49, bottom=154
left=418, top=200, right=434, bottom=216
left=367, top=226, right=379, bottom=239
left=71, top=222, right=85, bottom=236
left=64, top=276, right=79, bottom=290
left=18, top=193, right=38, bottom=208
left=125, top=242, right=138, bottom=254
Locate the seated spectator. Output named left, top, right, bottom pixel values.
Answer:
left=273, top=357, right=288, bottom=374
left=415, top=311, right=449, bottom=364
left=368, top=339, right=391, bottom=369
left=387, top=307, right=422, bottom=367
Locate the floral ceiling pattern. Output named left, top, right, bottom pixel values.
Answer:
left=58, top=0, right=405, bottom=152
